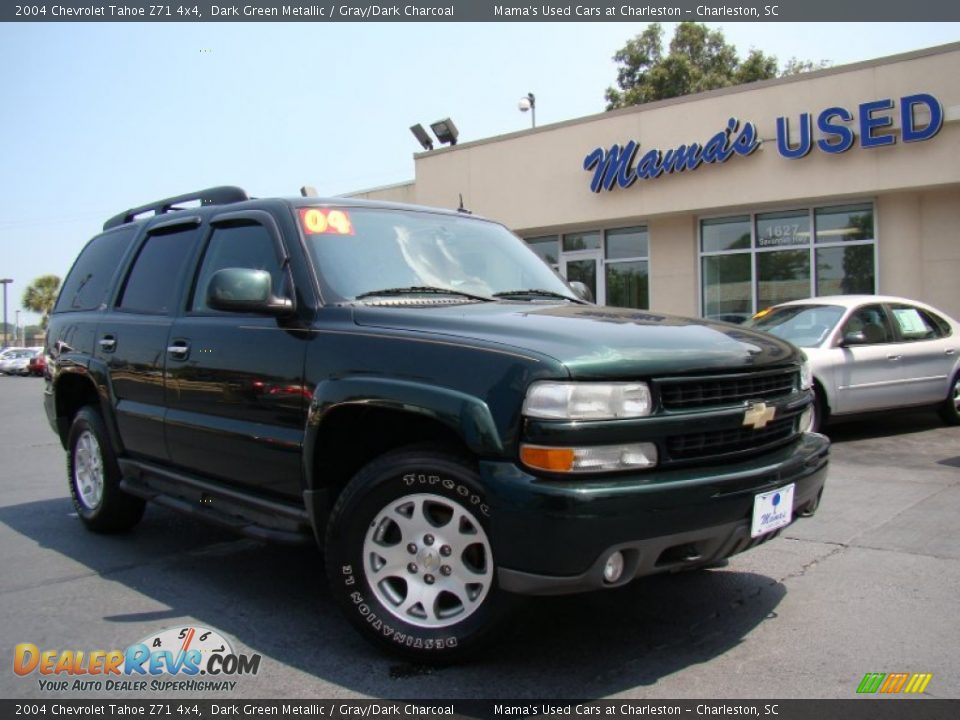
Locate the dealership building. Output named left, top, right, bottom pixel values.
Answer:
left=349, top=42, right=960, bottom=321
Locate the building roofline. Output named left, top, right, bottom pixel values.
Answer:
left=415, top=40, right=960, bottom=158
left=338, top=179, right=416, bottom=198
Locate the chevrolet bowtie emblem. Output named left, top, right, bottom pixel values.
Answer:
left=743, top=402, right=776, bottom=430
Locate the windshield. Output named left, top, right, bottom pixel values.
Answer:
left=746, top=304, right=845, bottom=347
left=303, top=208, right=577, bottom=302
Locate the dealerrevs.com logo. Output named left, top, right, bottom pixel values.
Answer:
left=13, top=626, right=261, bottom=692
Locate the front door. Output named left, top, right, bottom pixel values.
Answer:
left=562, top=250, right=604, bottom=305
left=164, top=214, right=308, bottom=500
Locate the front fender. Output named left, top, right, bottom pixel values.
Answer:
left=302, top=376, right=504, bottom=488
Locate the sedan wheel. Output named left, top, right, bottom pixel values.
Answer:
left=941, top=373, right=960, bottom=425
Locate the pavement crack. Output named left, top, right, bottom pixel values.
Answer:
left=776, top=543, right=847, bottom=583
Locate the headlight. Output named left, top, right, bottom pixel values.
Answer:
left=522, top=381, right=653, bottom=420
left=799, top=358, right=813, bottom=391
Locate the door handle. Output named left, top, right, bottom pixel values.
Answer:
left=887, top=355, right=901, bottom=361
left=167, top=342, right=190, bottom=360
left=98, top=336, right=117, bottom=353
left=947, top=349, right=957, bottom=356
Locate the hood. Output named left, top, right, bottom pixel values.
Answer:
left=352, top=302, right=799, bottom=378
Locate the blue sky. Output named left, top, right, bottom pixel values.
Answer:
left=1, top=21, right=959, bottom=326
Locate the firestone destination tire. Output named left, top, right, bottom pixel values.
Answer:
left=67, top=406, right=145, bottom=533
left=325, top=447, right=511, bottom=663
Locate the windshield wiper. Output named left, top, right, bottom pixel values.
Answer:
left=492, top=288, right=582, bottom=303
left=354, top=286, right=493, bottom=302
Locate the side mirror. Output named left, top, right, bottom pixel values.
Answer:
left=206, top=268, right=294, bottom=316
left=840, top=330, right=867, bottom=346
left=569, top=281, right=594, bottom=303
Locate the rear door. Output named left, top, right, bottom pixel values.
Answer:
left=164, top=211, right=308, bottom=500
left=96, top=218, right=204, bottom=461
left=887, top=303, right=956, bottom=404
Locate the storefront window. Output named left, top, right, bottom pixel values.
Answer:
left=701, top=216, right=750, bottom=253
left=756, top=210, right=810, bottom=248
left=526, top=235, right=559, bottom=267
left=815, top=204, right=874, bottom=243
left=606, top=226, right=649, bottom=260
left=700, top=203, right=876, bottom=317
left=604, top=226, right=649, bottom=309
left=757, top=249, right=811, bottom=308
left=816, top=245, right=875, bottom=295
left=606, top=261, right=648, bottom=309
left=562, top=231, right=601, bottom=252
left=702, top=254, right=752, bottom=320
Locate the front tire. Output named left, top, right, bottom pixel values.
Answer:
left=324, top=448, right=511, bottom=663
left=67, top=407, right=145, bottom=533
left=940, top=372, right=960, bottom=426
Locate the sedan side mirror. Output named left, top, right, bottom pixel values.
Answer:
left=206, top=268, right=294, bottom=316
left=840, top=330, right=867, bottom=346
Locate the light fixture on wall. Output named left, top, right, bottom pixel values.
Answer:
left=410, top=124, right=434, bottom=151
left=430, top=118, right=459, bottom=146
left=518, top=92, right=536, bottom=128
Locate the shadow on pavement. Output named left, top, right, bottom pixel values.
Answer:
left=0, top=496, right=786, bottom=698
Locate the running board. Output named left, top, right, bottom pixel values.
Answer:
left=118, top=459, right=313, bottom=546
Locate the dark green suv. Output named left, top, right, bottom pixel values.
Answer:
left=44, top=186, right=828, bottom=661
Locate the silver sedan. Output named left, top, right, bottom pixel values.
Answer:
left=746, top=295, right=960, bottom=431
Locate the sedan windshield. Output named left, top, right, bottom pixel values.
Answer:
left=303, top=208, right=577, bottom=303
left=746, top=304, right=846, bottom=347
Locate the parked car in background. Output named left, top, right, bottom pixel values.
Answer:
left=747, top=295, right=960, bottom=431
left=0, top=348, right=40, bottom=376
left=28, top=351, right=47, bottom=377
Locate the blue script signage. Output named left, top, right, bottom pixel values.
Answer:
left=583, top=118, right=760, bottom=193
left=584, top=93, right=942, bottom=193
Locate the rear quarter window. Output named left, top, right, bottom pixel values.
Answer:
left=55, top=226, right=137, bottom=312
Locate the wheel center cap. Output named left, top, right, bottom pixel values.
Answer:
left=419, top=549, right=439, bottom=570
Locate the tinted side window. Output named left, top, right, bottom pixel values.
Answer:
left=191, top=224, right=281, bottom=312
left=55, top=227, right=137, bottom=312
left=891, top=305, right=941, bottom=341
left=842, top=304, right=894, bottom=344
left=118, top=226, right=201, bottom=314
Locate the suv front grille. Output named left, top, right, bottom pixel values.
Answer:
left=666, top=416, right=797, bottom=462
left=658, top=368, right=797, bottom=411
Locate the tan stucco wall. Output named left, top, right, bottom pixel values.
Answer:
left=343, top=182, right=417, bottom=204
left=875, top=188, right=960, bottom=320
left=648, top=215, right=698, bottom=317
left=406, top=44, right=960, bottom=232
left=356, top=43, right=960, bottom=319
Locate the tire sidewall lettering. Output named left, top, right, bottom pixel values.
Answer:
left=401, top=472, right=490, bottom=517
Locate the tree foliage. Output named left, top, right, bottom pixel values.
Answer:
left=605, top=23, right=829, bottom=110
left=22, top=274, right=61, bottom=329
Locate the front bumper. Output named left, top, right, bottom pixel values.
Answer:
left=481, top=432, right=829, bottom=595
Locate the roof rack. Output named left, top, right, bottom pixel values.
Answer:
left=103, top=186, right=250, bottom=230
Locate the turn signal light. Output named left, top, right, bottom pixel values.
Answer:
left=520, top=442, right=658, bottom=474
left=520, top=445, right=576, bottom=473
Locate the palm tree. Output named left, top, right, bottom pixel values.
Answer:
left=22, top=274, right=61, bottom=329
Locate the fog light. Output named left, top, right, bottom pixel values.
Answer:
left=603, top=551, right=625, bottom=583
left=799, top=406, right=814, bottom=433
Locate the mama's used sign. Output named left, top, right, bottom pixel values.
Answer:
left=583, top=93, right=942, bottom=193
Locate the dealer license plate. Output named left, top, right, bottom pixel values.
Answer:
left=750, top=483, right=795, bottom=538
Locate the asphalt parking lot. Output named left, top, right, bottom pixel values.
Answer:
left=1, top=375, right=958, bottom=699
